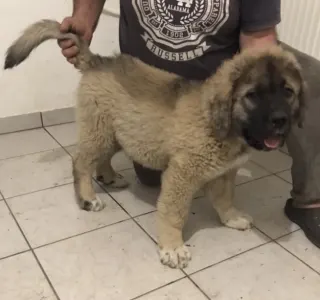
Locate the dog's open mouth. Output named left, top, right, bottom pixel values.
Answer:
left=264, top=136, right=282, bottom=149
left=243, top=129, right=285, bottom=151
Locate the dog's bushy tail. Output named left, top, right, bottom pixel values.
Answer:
left=4, top=19, right=103, bottom=71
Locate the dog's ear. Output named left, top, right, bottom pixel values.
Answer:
left=201, top=59, right=239, bottom=140
left=207, top=86, right=233, bottom=140
left=283, top=49, right=308, bottom=129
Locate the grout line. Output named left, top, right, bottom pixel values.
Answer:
left=0, top=144, right=62, bottom=162
left=134, top=209, right=157, bottom=219
left=43, top=127, right=68, bottom=149
left=0, top=249, right=31, bottom=262
left=130, top=203, right=272, bottom=298
left=279, top=148, right=290, bottom=156
left=129, top=277, right=188, bottom=300
left=251, top=225, right=274, bottom=241
left=4, top=181, right=73, bottom=201
left=40, top=112, right=44, bottom=127
left=274, top=228, right=301, bottom=240
left=33, top=218, right=131, bottom=250
left=185, top=276, right=211, bottom=300
left=249, top=219, right=301, bottom=245
left=0, top=125, right=43, bottom=136
left=252, top=225, right=277, bottom=241
left=250, top=158, right=291, bottom=179
left=93, top=178, right=132, bottom=216
left=0, top=119, right=75, bottom=137
left=235, top=172, right=273, bottom=187
left=273, top=170, right=292, bottom=184
left=275, top=240, right=320, bottom=276
left=188, top=241, right=273, bottom=277
left=45, top=121, right=75, bottom=128
left=3, top=199, right=61, bottom=300
left=98, top=181, right=164, bottom=250
left=0, top=129, right=305, bottom=296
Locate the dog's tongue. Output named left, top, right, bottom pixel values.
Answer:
left=264, top=137, right=281, bottom=149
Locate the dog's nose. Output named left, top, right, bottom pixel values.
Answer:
left=270, top=111, right=288, bottom=130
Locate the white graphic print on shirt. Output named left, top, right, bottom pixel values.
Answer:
left=133, top=0, right=230, bottom=61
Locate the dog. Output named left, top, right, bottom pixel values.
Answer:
left=4, top=20, right=306, bottom=269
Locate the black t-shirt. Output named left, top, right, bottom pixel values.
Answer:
left=119, top=0, right=281, bottom=80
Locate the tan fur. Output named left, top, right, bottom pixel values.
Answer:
left=4, top=20, right=305, bottom=269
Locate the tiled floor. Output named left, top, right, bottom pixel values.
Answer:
left=1, top=123, right=320, bottom=300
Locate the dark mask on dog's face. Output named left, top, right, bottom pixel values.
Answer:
left=232, top=55, right=305, bottom=151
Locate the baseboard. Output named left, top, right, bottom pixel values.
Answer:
left=42, top=107, right=75, bottom=127
left=0, top=107, right=75, bottom=135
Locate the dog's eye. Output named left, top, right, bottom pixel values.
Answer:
left=246, top=91, right=256, bottom=99
left=284, top=86, right=294, bottom=97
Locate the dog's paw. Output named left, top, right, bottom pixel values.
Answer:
left=159, top=245, right=191, bottom=269
left=222, top=208, right=253, bottom=230
left=97, top=173, right=129, bottom=189
left=82, top=195, right=105, bottom=212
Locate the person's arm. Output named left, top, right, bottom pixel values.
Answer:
left=239, top=0, right=281, bottom=50
left=240, top=27, right=278, bottom=50
left=59, top=0, right=106, bottom=63
left=72, top=0, right=106, bottom=31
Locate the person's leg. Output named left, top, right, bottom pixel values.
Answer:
left=133, top=162, right=162, bottom=187
left=283, top=43, right=320, bottom=248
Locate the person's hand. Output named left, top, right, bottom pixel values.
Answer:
left=58, top=16, right=94, bottom=64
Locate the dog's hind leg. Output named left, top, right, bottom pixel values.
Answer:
left=73, top=115, right=119, bottom=212
left=205, top=169, right=253, bottom=230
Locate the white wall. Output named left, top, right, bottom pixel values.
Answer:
left=0, top=0, right=119, bottom=118
left=0, top=0, right=319, bottom=118
left=278, top=0, right=320, bottom=60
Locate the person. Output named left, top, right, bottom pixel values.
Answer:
left=58, top=0, right=320, bottom=248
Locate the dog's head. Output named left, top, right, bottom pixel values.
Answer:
left=202, top=45, right=306, bottom=151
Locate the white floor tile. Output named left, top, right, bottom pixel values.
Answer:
left=233, top=175, right=298, bottom=239
left=0, top=202, right=28, bottom=258
left=64, top=145, right=76, bottom=156
left=0, top=148, right=73, bottom=198
left=236, top=161, right=270, bottom=185
left=7, top=183, right=129, bottom=248
left=0, top=252, right=57, bottom=300
left=278, top=230, right=320, bottom=273
left=136, top=197, right=269, bottom=274
left=251, top=150, right=292, bottom=173
left=1, top=126, right=318, bottom=299
left=192, top=243, right=320, bottom=300
left=46, top=123, right=77, bottom=146
left=136, top=278, right=208, bottom=300
left=277, top=170, right=292, bottom=183
left=35, top=220, right=184, bottom=300
left=281, top=144, right=289, bottom=154
left=0, top=129, right=60, bottom=160
left=106, top=169, right=160, bottom=216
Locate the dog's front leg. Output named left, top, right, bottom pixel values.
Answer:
left=156, top=161, right=200, bottom=269
left=205, top=169, right=253, bottom=230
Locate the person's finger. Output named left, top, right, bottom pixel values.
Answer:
left=62, top=46, right=79, bottom=58
left=58, top=39, right=74, bottom=49
left=67, top=57, right=76, bottom=64
left=60, top=17, right=72, bottom=33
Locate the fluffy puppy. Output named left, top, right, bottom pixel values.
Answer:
left=4, top=20, right=305, bottom=268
